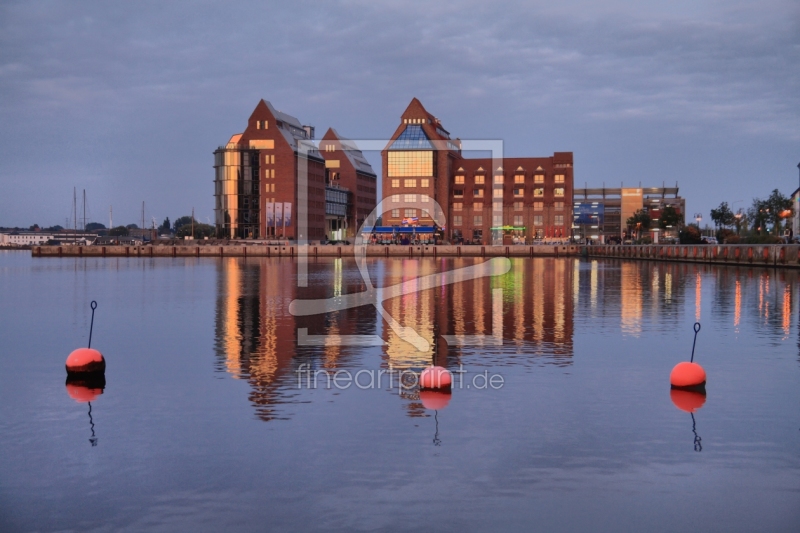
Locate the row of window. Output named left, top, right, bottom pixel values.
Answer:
left=391, top=178, right=431, bottom=188
left=454, top=188, right=565, bottom=198
left=452, top=202, right=565, bottom=211
left=390, top=194, right=431, bottom=204
left=256, top=120, right=269, bottom=129
left=454, top=174, right=565, bottom=184
left=449, top=215, right=565, bottom=227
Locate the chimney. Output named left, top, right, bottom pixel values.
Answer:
left=303, top=125, right=315, bottom=139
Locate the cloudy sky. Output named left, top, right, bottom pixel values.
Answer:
left=0, top=0, right=798, bottom=228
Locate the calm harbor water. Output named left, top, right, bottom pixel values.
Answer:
left=1, top=250, right=799, bottom=531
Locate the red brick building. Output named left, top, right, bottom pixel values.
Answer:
left=381, top=98, right=573, bottom=244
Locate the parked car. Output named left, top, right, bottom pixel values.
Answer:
left=702, top=237, right=718, bottom=244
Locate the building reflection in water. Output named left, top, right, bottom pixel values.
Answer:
left=214, top=257, right=799, bottom=422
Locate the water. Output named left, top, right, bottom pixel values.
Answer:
left=1, top=250, right=798, bottom=531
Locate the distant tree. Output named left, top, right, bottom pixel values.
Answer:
left=109, top=226, right=129, bottom=236
left=44, top=225, right=63, bottom=232
left=717, top=228, right=736, bottom=244
left=85, top=222, right=106, bottom=231
left=659, top=206, right=681, bottom=230
left=173, top=216, right=193, bottom=230
left=710, top=202, right=735, bottom=228
left=29, top=224, right=40, bottom=231
left=626, top=210, right=651, bottom=235
left=748, top=190, right=792, bottom=235
left=126, top=223, right=139, bottom=230
left=175, top=221, right=214, bottom=239
left=679, top=224, right=702, bottom=244
left=160, top=217, right=171, bottom=232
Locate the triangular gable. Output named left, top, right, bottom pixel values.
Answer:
left=389, top=125, right=433, bottom=150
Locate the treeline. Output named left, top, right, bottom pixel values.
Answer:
left=702, top=189, right=793, bottom=244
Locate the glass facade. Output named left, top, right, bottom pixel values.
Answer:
left=389, top=125, right=434, bottom=150
left=387, top=151, right=433, bottom=177
left=214, top=148, right=260, bottom=239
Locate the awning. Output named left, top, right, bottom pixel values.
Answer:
left=490, top=226, right=526, bottom=231
left=397, top=226, right=436, bottom=233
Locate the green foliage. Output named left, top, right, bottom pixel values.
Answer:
left=743, top=234, right=783, bottom=244
left=44, top=225, right=63, bottom=232
left=175, top=221, right=214, bottom=239
left=636, top=236, right=652, bottom=245
left=659, top=206, right=681, bottom=229
left=160, top=217, right=171, bottom=232
left=29, top=224, right=40, bottom=231
left=126, top=223, right=139, bottom=229
left=679, top=224, right=702, bottom=244
left=85, top=222, right=106, bottom=231
left=716, top=228, right=736, bottom=243
left=710, top=202, right=735, bottom=228
left=109, top=226, right=129, bottom=236
left=174, top=216, right=194, bottom=229
left=748, top=189, right=793, bottom=235
left=725, top=234, right=741, bottom=244
left=626, top=209, right=651, bottom=230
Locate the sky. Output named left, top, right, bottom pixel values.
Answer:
left=0, top=0, right=798, bottom=228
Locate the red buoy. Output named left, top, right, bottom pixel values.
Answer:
left=66, top=348, right=105, bottom=374
left=670, top=389, right=706, bottom=413
left=420, top=366, right=452, bottom=391
left=670, top=361, right=706, bottom=389
left=66, top=382, right=104, bottom=402
left=419, top=390, right=451, bottom=410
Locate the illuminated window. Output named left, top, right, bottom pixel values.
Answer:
left=454, top=216, right=462, bottom=226
left=391, top=209, right=399, bottom=217
left=493, top=189, right=503, bottom=198
left=387, top=151, right=433, bottom=177
left=474, top=215, right=483, bottom=225
left=534, top=202, right=543, bottom=211
left=271, top=155, right=275, bottom=164
left=404, top=194, right=417, bottom=203
left=534, top=216, right=543, bottom=226
left=514, top=188, right=524, bottom=197
left=454, top=189, right=463, bottom=197
left=493, top=215, right=502, bottom=226
left=392, top=194, right=400, bottom=203
left=421, top=179, right=429, bottom=188
left=392, top=179, right=400, bottom=188
left=404, top=179, right=417, bottom=187
left=534, top=174, right=544, bottom=183
left=493, top=201, right=503, bottom=211
left=514, top=202, right=523, bottom=211
left=474, top=202, right=483, bottom=210
left=555, top=215, right=564, bottom=226
left=514, top=215, right=523, bottom=226
left=256, top=121, right=261, bottom=129
left=494, top=175, right=504, bottom=184
left=455, top=175, right=464, bottom=184
left=555, top=202, right=564, bottom=211
left=453, top=203, right=463, bottom=211
left=474, top=189, right=484, bottom=198
left=474, top=175, right=485, bottom=184
left=555, top=174, right=565, bottom=183
left=554, top=188, right=564, bottom=197
left=514, top=175, right=525, bottom=184
left=533, top=188, right=544, bottom=197
left=404, top=209, right=417, bottom=217
left=421, top=195, right=429, bottom=203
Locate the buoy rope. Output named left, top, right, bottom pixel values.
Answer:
left=88, top=401, right=98, bottom=447
left=690, top=322, right=701, bottom=363
left=88, top=301, right=97, bottom=349
left=433, top=411, right=441, bottom=447
left=691, top=413, right=702, bottom=452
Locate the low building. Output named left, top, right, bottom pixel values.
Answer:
left=0, top=231, right=53, bottom=246
left=573, top=186, right=685, bottom=243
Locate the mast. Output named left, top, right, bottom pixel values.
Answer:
left=73, top=187, right=77, bottom=241
left=141, top=201, right=145, bottom=231
left=109, top=205, right=113, bottom=230
left=191, top=207, right=194, bottom=239
left=82, top=189, right=86, bottom=232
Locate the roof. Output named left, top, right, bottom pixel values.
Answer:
left=389, top=125, right=434, bottom=149
left=327, top=129, right=376, bottom=176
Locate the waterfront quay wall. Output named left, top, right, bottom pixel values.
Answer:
left=31, top=244, right=579, bottom=258
left=585, top=244, right=800, bottom=268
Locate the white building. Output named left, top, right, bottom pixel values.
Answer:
left=0, top=232, right=54, bottom=246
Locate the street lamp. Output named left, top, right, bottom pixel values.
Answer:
left=734, top=210, right=743, bottom=235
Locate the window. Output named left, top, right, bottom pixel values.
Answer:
left=533, top=188, right=544, bottom=197
left=474, top=188, right=484, bottom=198
left=271, top=155, right=275, bottom=164
left=554, top=188, right=564, bottom=197
left=453, top=189, right=463, bottom=198
left=392, top=194, right=400, bottom=203
left=392, top=179, right=400, bottom=188
left=514, top=175, right=525, bottom=184
left=473, top=202, right=483, bottom=210
left=391, top=209, right=400, bottom=218
left=404, top=194, right=417, bottom=203
left=493, top=215, right=503, bottom=226
left=534, top=174, right=544, bottom=183
left=555, top=174, right=565, bottom=183
left=493, top=201, right=503, bottom=211
left=455, top=175, right=464, bottom=184
left=453, top=215, right=462, bottom=226
left=534, top=216, right=543, bottom=226
left=256, top=120, right=261, bottom=129
left=474, top=215, right=483, bottom=226
left=534, top=202, right=543, bottom=211
left=514, top=215, right=523, bottom=226
left=555, top=202, right=564, bottom=211
left=387, top=151, right=433, bottom=177
left=494, top=175, right=504, bottom=184
left=493, top=189, right=503, bottom=198
left=421, top=195, right=429, bottom=203
left=514, top=188, right=524, bottom=197
left=453, top=203, right=463, bottom=211
left=514, top=202, right=523, bottom=211
left=474, top=175, right=485, bottom=184
left=404, top=179, right=417, bottom=187
left=421, top=179, right=429, bottom=188
left=555, top=215, right=564, bottom=226
left=404, top=209, right=417, bottom=217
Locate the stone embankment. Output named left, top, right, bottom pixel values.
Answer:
left=585, top=244, right=800, bottom=268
